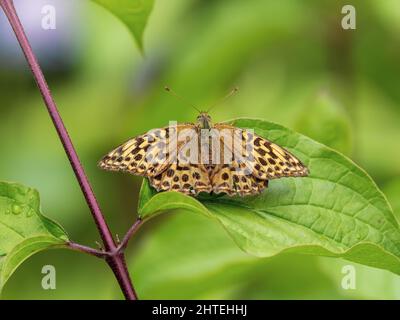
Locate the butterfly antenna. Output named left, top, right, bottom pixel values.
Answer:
left=164, top=86, right=201, bottom=113
left=207, top=87, right=239, bottom=113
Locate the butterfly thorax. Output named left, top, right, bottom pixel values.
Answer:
left=196, top=112, right=215, bottom=172
left=197, top=112, right=212, bottom=130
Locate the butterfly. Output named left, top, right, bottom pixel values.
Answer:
left=99, top=112, right=309, bottom=197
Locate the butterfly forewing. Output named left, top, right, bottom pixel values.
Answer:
left=213, top=124, right=309, bottom=180
left=99, top=124, right=190, bottom=177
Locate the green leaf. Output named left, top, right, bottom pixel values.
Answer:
left=383, top=178, right=400, bottom=220
left=0, top=182, right=68, bottom=292
left=138, top=119, right=400, bottom=275
left=91, top=0, right=155, bottom=51
left=129, top=212, right=257, bottom=299
left=128, top=211, right=340, bottom=299
left=294, top=92, right=353, bottom=155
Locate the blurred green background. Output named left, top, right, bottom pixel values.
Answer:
left=1, top=0, right=400, bottom=299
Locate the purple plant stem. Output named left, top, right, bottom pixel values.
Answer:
left=117, top=218, right=143, bottom=251
left=0, top=0, right=137, bottom=300
left=67, top=241, right=108, bottom=258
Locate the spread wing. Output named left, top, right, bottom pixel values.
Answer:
left=99, top=124, right=212, bottom=195
left=99, top=124, right=192, bottom=177
left=213, top=124, right=309, bottom=180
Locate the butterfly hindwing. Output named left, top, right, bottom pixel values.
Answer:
left=149, top=163, right=212, bottom=195
left=210, top=162, right=269, bottom=196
